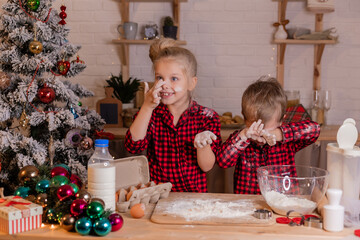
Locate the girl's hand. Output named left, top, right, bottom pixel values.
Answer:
left=194, top=131, right=217, bottom=149
left=143, top=80, right=165, bottom=110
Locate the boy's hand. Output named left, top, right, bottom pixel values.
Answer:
left=261, top=130, right=277, bottom=146
left=194, top=131, right=217, bottom=149
left=242, top=120, right=266, bottom=144
left=143, top=80, right=165, bottom=109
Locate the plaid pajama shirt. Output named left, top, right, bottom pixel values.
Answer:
left=125, top=101, right=221, bottom=192
left=217, top=120, right=320, bottom=194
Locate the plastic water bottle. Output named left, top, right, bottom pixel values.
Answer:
left=87, top=139, right=116, bottom=211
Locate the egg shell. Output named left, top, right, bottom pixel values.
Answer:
left=130, top=203, right=145, bottom=218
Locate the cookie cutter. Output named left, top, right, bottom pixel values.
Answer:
left=254, top=209, right=272, bottom=219
left=304, top=216, right=323, bottom=229
left=286, top=210, right=305, bottom=226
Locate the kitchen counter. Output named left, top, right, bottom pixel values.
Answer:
left=105, top=125, right=359, bottom=142
left=0, top=192, right=356, bottom=240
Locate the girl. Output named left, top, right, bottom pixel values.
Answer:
left=125, top=38, right=221, bottom=192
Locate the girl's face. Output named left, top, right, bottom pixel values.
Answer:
left=154, top=59, right=197, bottom=107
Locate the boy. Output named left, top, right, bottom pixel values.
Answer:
left=217, top=77, right=320, bottom=194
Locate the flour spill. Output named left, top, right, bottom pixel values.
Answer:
left=164, top=199, right=255, bottom=221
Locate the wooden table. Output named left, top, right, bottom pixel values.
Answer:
left=0, top=193, right=356, bottom=240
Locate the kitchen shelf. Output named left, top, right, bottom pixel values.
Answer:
left=112, top=39, right=186, bottom=45
left=114, top=0, right=187, bottom=83
left=273, top=39, right=337, bottom=45
left=274, top=0, right=337, bottom=90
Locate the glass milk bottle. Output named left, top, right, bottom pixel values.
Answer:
left=87, top=139, right=116, bottom=211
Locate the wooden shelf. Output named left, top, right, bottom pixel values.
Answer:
left=116, top=0, right=186, bottom=84
left=119, top=0, right=187, bottom=2
left=274, top=0, right=337, bottom=90
left=273, top=39, right=337, bottom=44
left=112, top=39, right=187, bottom=45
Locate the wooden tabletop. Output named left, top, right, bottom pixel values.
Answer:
left=1, top=192, right=356, bottom=240
left=105, top=125, right=359, bottom=142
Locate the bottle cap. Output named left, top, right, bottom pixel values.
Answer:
left=337, top=118, right=358, bottom=149
left=94, top=139, right=109, bottom=147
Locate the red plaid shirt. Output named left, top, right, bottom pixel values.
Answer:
left=217, top=120, right=320, bottom=194
left=125, top=101, right=221, bottom=192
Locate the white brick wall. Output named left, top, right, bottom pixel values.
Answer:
left=1, top=0, right=360, bottom=127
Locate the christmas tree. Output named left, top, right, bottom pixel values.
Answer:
left=0, top=0, right=105, bottom=195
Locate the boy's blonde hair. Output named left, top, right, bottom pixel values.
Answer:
left=242, top=76, right=287, bottom=124
left=149, top=38, right=197, bottom=78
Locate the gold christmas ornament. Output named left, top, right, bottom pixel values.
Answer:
left=19, top=109, right=29, bottom=129
left=29, top=39, right=43, bottom=54
left=0, top=71, right=10, bottom=90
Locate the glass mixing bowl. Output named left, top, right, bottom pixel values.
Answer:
left=257, top=165, right=329, bottom=216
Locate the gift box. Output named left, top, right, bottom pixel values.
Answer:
left=0, top=196, right=42, bottom=234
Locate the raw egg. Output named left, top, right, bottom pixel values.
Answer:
left=130, top=203, right=145, bottom=218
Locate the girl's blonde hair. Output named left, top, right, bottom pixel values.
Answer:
left=242, top=76, right=287, bottom=124
left=149, top=38, right=197, bottom=78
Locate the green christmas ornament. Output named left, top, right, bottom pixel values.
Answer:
left=86, top=202, right=104, bottom=219
left=69, top=183, right=79, bottom=194
left=93, top=218, right=111, bottom=236
left=78, top=101, right=82, bottom=106
left=75, top=217, right=92, bottom=235
left=26, top=0, right=40, bottom=11
left=35, top=179, right=50, bottom=193
left=50, top=175, right=69, bottom=187
left=14, top=186, right=30, bottom=198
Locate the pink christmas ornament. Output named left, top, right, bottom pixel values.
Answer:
left=108, top=213, right=124, bottom=232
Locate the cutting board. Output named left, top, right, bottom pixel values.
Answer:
left=151, top=192, right=276, bottom=226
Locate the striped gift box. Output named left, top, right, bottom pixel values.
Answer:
left=0, top=196, right=43, bottom=234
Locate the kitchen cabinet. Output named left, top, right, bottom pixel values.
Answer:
left=274, top=0, right=337, bottom=90
left=112, top=0, right=187, bottom=83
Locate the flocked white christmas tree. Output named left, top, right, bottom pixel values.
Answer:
left=0, top=0, right=105, bottom=194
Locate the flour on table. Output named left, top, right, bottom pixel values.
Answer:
left=264, top=190, right=316, bottom=215
left=164, top=199, right=255, bottom=221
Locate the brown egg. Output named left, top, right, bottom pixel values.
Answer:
left=126, top=191, right=133, bottom=201
left=130, top=203, right=145, bottom=218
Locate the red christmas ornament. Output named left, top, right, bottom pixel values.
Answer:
left=51, top=166, right=70, bottom=179
left=59, top=5, right=67, bottom=25
left=71, top=55, right=85, bottom=64
left=70, top=199, right=88, bottom=217
left=37, top=85, right=56, bottom=103
left=108, top=213, right=124, bottom=232
left=57, top=184, right=75, bottom=201
left=70, top=174, right=83, bottom=189
left=57, top=59, right=70, bottom=75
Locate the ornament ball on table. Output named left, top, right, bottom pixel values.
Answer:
left=60, top=214, right=76, bottom=232
left=75, top=217, right=92, bottom=235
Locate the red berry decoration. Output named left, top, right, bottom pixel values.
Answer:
left=37, top=85, right=55, bottom=103
left=57, top=59, right=70, bottom=75
left=71, top=55, right=85, bottom=64
left=59, top=5, right=67, bottom=25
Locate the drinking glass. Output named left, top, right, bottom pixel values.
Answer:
left=310, top=90, right=322, bottom=124
left=322, top=90, right=331, bottom=125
